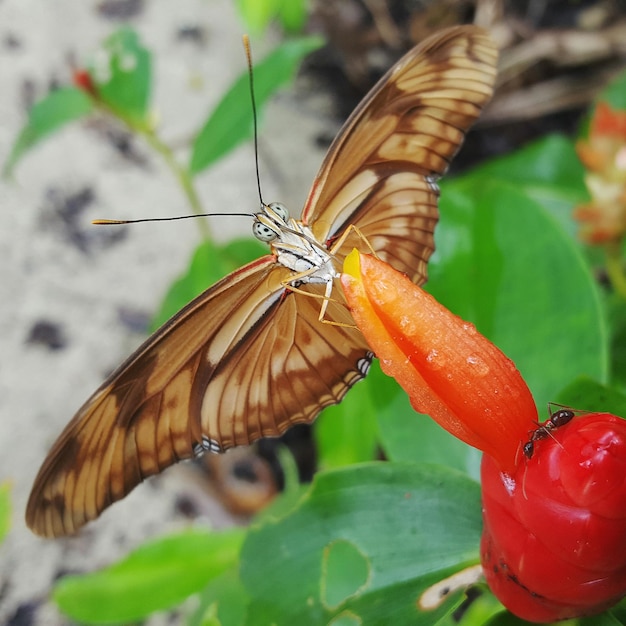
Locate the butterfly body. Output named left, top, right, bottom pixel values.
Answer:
left=254, top=202, right=337, bottom=289
left=27, top=26, right=498, bottom=537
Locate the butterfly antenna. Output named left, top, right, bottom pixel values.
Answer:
left=93, top=213, right=254, bottom=225
left=243, top=34, right=265, bottom=208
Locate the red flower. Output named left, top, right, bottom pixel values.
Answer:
left=482, top=412, right=626, bottom=622
left=341, top=251, right=626, bottom=621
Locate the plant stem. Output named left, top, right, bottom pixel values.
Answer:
left=605, top=240, right=626, bottom=300
left=142, top=129, right=212, bottom=241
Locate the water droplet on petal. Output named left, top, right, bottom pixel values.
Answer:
left=399, top=315, right=416, bottom=334
left=466, top=354, right=490, bottom=377
left=426, top=349, right=445, bottom=370
left=371, top=281, right=399, bottom=306
left=502, top=473, right=516, bottom=496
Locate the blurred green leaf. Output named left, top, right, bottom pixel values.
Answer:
left=598, top=68, right=626, bottom=111
left=470, top=135, right=585, bottom=193
left=608, top=597, right=626, bottom=624
left=151, top=237, right=266, bottom=330
left=89, top=26, right=151, bottom=127
left=236, top=0, right=281, bottom=32
left=0, top=482, right=11, bottom=544
left=315, top=375, right=379, bottom=470
left=187, top=567, right=249, bottom=626
left=429, top=178, right=608, bottom=412
left=236, top=0, right=307, bottom=32
left=189, top=36, right=323, bottom=175
left=606, top=292, right=626, bottom=390
left=468, top=135, right=587, bottom=238
left=487, top=611, right=623, bottom=626
left=53, top=527, right=244, bottom=624
left=555, top=376, right=626, bottom=417
left=276, top=0, right=308, bottom=33
left=240, top=462, right=481, bottom=624
left=3, top=87, right=94, bottom=177
left=582, top=614, right=626, bottom=626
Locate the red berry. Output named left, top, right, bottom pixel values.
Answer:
left=481, top=412, right=626, bottom=622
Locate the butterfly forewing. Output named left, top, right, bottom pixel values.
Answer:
left=27, top=25, right=497, bottom=537
left=303, top=25, right=498, bottom=283
left=27, top=257, right=283, bottom=535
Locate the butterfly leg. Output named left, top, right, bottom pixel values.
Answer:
left=327, top=224, right=379, bottom=259
left=278, top=269, right=357, bottom=328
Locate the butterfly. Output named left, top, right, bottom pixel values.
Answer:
left=26, top=25, right=498, bottom=537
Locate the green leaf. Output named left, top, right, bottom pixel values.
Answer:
left=598, top=68, right=626, bottom=111
left=240, top=462, right=482, bottom=624
left=150, top=237, right=266, bottom=331
left=277, top=0, right=308, bottom=33
left=0, top=482, right=11, bottom=544
left=236, top=0, right=281, bottom=32
left=487, top=611, right=623, bottom=626
left=314, top=375, right=379, bottom=470
left=89, top=26, right=151, bottom=127
left=608, top=597, right=626, bottom=624
left=468, top=135, right=587, bottom=238
left=606, top=292, right=626, bottom=390
left=429, top=179, right=608, bottom=412
left=189, top=36, right=323, bottom=175
left=236, top=0, right=307, bottom=33
left=452, top=585, right=506, bottom=625
left=220, top=237, right=268, bottom=268
left=3, top=87, right=94, bottom=177
left=555, top=376, right=626, bottom=417
left=187, top=567, right=249, bottom=626
left=581, top=614, right=626, bottom=626
left=470, top=135, right=585, bottom=193
left=322, top=539, right=370, bottom=608
left=53, top=527, right=244, bottom=624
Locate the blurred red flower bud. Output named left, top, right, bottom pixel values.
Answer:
left=575, top=102, right=626, bottom=244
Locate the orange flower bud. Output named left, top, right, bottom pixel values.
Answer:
left=340, top=250, right=538, bottom=473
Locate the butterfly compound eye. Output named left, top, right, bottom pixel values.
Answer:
left=268, top=202, right=288, bottom=222
left=252, top=220, right=278, bottom=242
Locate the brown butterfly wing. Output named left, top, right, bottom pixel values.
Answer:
left=200, top=283, right=368, bottom=449
left=26, top=257, right=274, bottom=536
left=26, top=258, right=369, bottom=537
left=302, top=25, right=498, bottom=283
left=27, top=26, right=497, bottom=538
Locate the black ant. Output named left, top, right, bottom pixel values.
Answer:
left=523, top=409, right=575, bottom=459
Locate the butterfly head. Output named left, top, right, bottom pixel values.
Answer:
left=252, top=202, right=290, bottom=243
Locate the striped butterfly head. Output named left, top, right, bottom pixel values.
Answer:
left=26, top=25, right=498, bottom=537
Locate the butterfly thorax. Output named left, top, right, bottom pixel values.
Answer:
left=253, top=202, right=337, bottom=287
